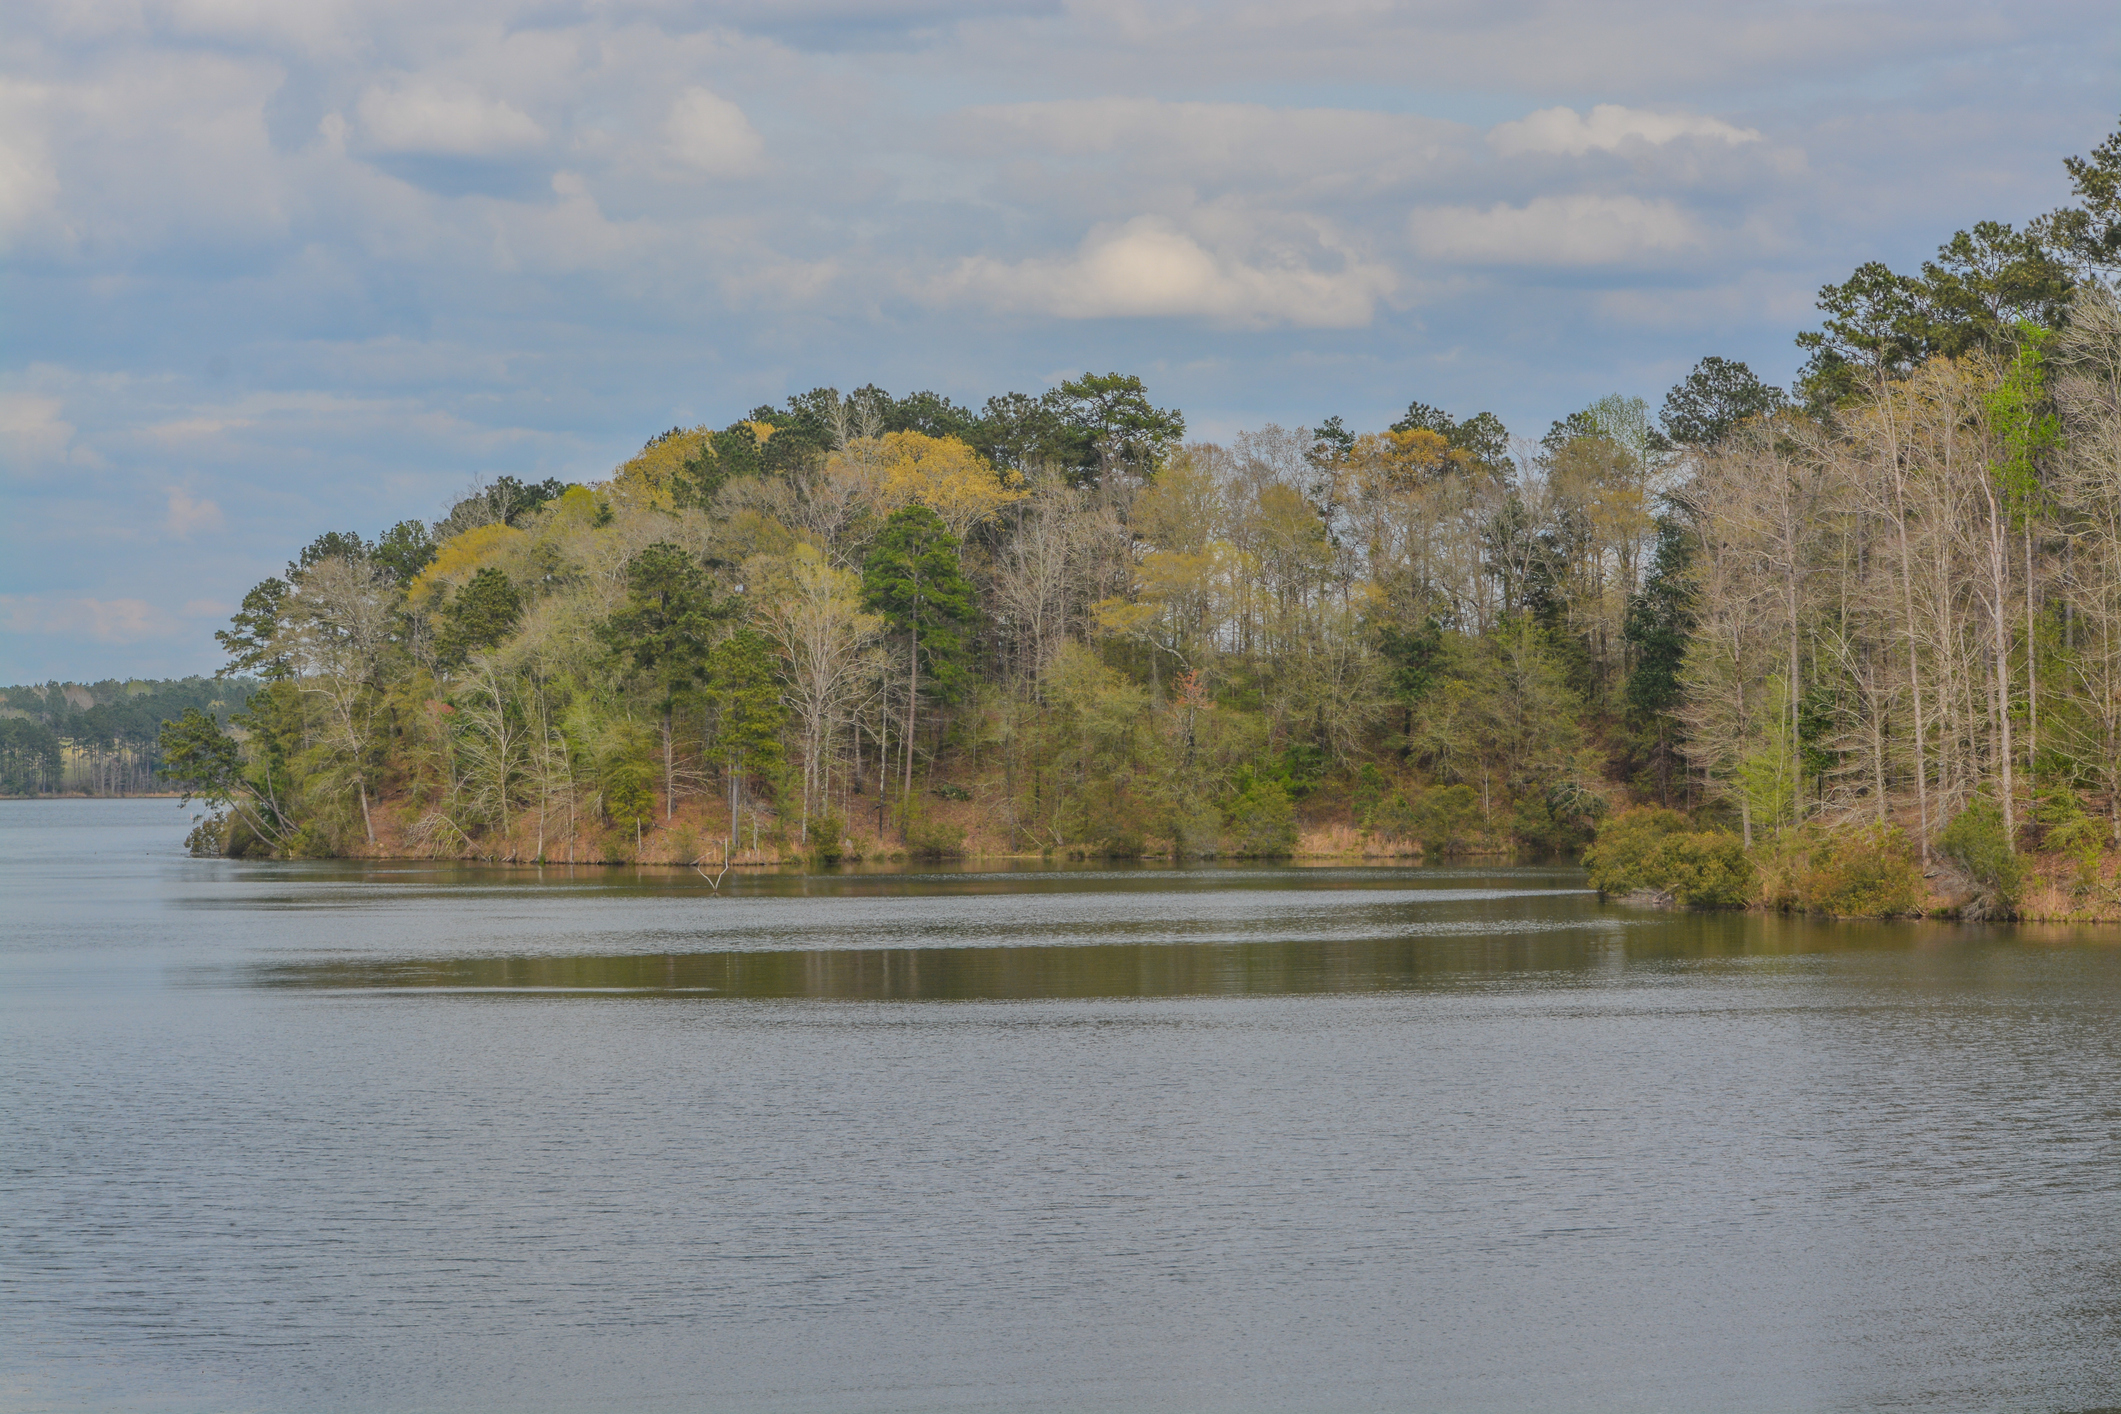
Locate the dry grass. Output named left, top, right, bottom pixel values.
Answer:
left=1296, top=823, right=1419, bottom=860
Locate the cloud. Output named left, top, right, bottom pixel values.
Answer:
left=1490, top=105, right=1762, bottom=157
left=0, top=393, right=76, bottom=472
left=664, top=87, right=765, bottom=176
left=0, top=594, right=183, bottom=644
left=146, top=415, right=255, bottom=441
left=166, top=487, right=225, bottom=538
left=1411, top=195, right=1704, bottom=266
left=0, top=109, right=62, bottom=247
left=956, top=98, right=1466, bottom=187
left=355, top=82, right=545, bottom=157
left=934, top=217, right=1395, bottom=327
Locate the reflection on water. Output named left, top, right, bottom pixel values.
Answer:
left=247, top=918, right=1898, bottom=1000
left=4, top=800, right=2120, bottom=1414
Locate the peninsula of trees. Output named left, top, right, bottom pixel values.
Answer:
left=163, top=121, right=2121, bottom=919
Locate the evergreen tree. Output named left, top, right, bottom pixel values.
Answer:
left=1660, top=357, right=1787, bottom=447
left=704, top=628, right=787, bottom=849
left=1623, top=517, right=1695, bottom=804
left=599, top=543, right=722, bottom=819
left=862, top=505, right=976, bottom=816
left=439, top=568, right=522, bottom=663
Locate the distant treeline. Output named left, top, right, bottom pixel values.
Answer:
left=0, top=678, right=254, bottom=796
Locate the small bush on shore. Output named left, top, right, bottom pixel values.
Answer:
left=1224, top=775, right=1297, bottom=857
left=1937, top=798, right=2022, bottom=918
left=1367, top=783, right=1481, bottom=857
left=1582, top=807, right=1751, bottom=908
left=1757, top=822, right=1923, bottom=917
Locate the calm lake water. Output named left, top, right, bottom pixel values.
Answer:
left=4, top=799, right=2119, bottom=1414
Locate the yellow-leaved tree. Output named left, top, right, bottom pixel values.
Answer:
left=830, top=431, right=1026, bottom=540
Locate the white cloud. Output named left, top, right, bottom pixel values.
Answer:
left=1490, top=105, right=1761, bottom=157
left=664, top=87, right=765, bottom=176
left=0, top=393, right=76, bottom=472
left=1411, top=195, right=1703, bottom=266
left=935, top=217, right=1395, bottom=328
left=0, top=119, right=61, bottom=247
left=355, top=82, right=545, bottom=157
left=166, top=487, right=225, bottom=538
left=0, top=594, right=182, bottom=644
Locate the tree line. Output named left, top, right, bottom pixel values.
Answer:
left=160, top=121, right=2121, bottom=888
left=1, top=678, right=249, bottom=796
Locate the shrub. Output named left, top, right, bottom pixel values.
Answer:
left=2037, top=791, right=2106, bottom=895
left=601, top=751, right=655, bottom=831
left=1169, top=794, right=1224, bottom=858
left=1225, top=777, right=1297, bottom=857
left=185, top=810, right=228, bottom=858
left=1937, top=798, right=2022, bottom=918
left=810, top=812, right=847, bottom=865
left=1102, top=831, right=1145, bottom=859
left=1583, top=807, right=1690, bottom=894
left=1416, top=784, right=1483, bottom=856
left=1779, top=823, right=1923, bottom=917
left=1649, top=831, right=1754, bottom=909
left=1378, top=783, right=1482, bottom=857
left=1583, top=806, right=1751, bottom=909
left=906, top=816, right=966, bottom=860
left=2046, top=813, right=2105, bottom=894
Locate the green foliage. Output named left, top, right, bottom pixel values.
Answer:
left=900, top=803, right=966, bottom=860
left=1622, top=517, right=1692, bottom=789
left=439, top=568, right=523, bottom=662
left=810, top=812, right=847, bottom=864
left=1375, top=616, right=1444, bottom=710
left=1583, top=806, right=1752, bottom=908
left=1659, top=356, right=1787, bottom=446
left=216, top=579, right=293, bottom=679
left=159, top=704, right=294, bottom=852
left=1224, top=772, right=1297, bottom=857
left=1369, top=783, right=1481, bottom=856
left=443, top=476, right=570, bottom=530
left=0, top=716, right=62, bottom=794
left=289, top=530, right=371, bottom=578
left=2047, top=118, right=2121, bottom=273
left=1102, top=830, right=1145, bottom=859
left=704, top=629, right=786, bottom=779
left=599, top=731, right=655, bottom=832
left=1756, top=824, right=1924, bottom=917
left=1987, top=324, right=2060, bottom=523
left=1796, top=222, right=2075, bottom=410
left=599, top=543, right=721, bottom=706
left=374, top=521, right=436, bottom=586
left=1937, top=798, right=2024, bottom=917
left=156, top=708, right=244, bottom=806
left=2038, top=789, right=2106, bottom=894
left=863, top=505, right=976, bottom=701
left=1389, top=400, right=1510, bottom=474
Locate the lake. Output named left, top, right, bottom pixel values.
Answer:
left=3, top=798, right=2117, bottom=1413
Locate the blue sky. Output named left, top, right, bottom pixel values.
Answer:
left=3, top=0, right=2116, bottom=681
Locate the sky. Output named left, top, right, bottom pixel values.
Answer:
left=2, top=0, right=2117, bottom=682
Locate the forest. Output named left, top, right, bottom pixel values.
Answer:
left=157, top=120, right=2121, bottom=919
left=0, top=677, right=250, bottom=796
